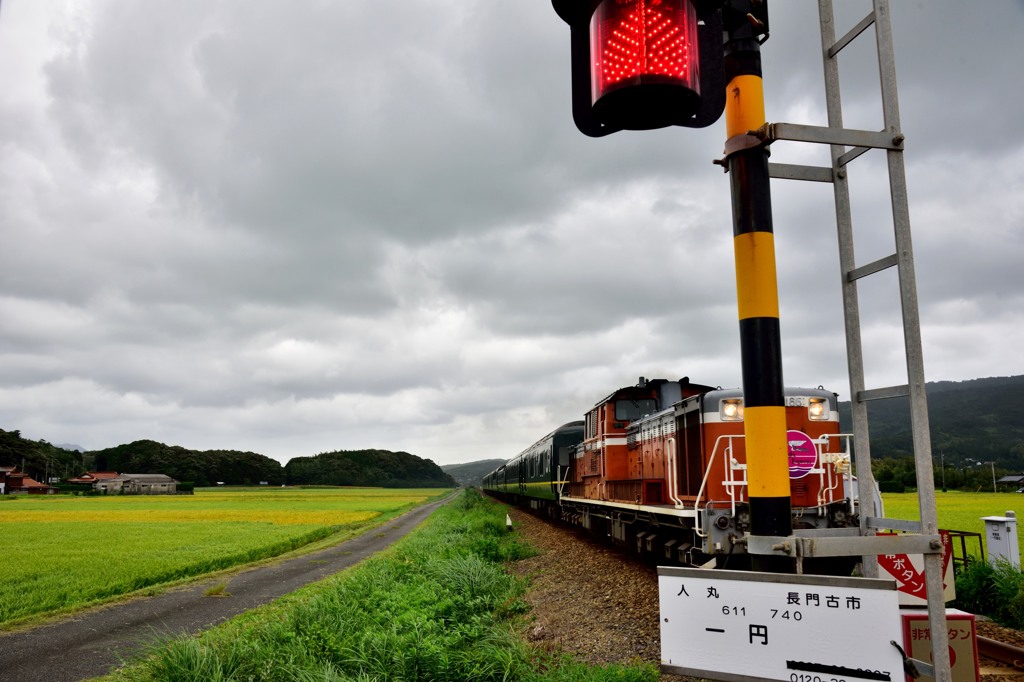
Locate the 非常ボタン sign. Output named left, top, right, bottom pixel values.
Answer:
left=877, top=529, right=955, bottom=606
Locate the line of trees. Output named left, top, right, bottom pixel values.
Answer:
left=1, top=430, right=455, bottom=489
left=873, top=456, right=1012, bottom=494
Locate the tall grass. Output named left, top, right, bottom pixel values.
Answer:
left=109, top=489, right=658, bottom=682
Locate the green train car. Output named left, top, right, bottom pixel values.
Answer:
left=482, top=421, right=584, bottom=510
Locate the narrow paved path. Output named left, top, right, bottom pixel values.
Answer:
left=0, top=496, right=450, bottom=682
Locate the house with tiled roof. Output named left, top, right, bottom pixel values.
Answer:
left=0, top=467, right=57, bottom=495
left=67, top=471, right=120, bottom=485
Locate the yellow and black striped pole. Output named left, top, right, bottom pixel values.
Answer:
left=723, top=21, right=792, bottom=571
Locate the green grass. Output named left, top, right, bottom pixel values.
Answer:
left=0, top=488, right=449, bottom=629
left=104, top=489, right=658, bottom=682
left=885, top=492, right=1024, bottom=629
left=882, top=491, right=1023, bottom=558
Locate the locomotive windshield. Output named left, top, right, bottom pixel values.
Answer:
left=614, top=399, right=657, bottom=421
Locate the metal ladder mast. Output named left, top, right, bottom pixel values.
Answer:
left=761, top=1, right=950, bottom=679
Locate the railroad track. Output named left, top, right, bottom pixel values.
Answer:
left=512, top=507, right=1024, bottom=679
left=980, top=635, right=1024, bottom=671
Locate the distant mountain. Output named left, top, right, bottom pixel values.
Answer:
left=442, top=459, right=506, bottom=487
left=56, top=443, right=85, bottom=452
left=838, top=375, right=1024, bottom=468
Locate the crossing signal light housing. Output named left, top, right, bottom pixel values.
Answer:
left=553, top=0, right=726, bottom=137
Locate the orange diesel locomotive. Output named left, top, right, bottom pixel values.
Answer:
left=484, top=377, right=856, bottom=568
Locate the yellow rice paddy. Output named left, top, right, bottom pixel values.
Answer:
left=0, top=487, right=448, bottom=627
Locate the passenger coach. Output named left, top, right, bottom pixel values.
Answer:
left=483, top=421, right=583, bottom=515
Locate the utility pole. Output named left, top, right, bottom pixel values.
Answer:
left=719, top=2, right=791, bottom=572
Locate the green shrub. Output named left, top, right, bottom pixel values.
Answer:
left=953, top=559, right=997, bottom=616
left=954, top=559, right=1024, bottom=629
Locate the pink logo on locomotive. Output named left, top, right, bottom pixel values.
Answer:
left=787, top=430, right=817, bottom=479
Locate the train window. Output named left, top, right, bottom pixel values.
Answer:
left=615, top=399, right=657, bottom=421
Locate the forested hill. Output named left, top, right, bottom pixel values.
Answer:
left=838, top=375, right=1024, bottom=468
left=90, top=440, right=285, bottom=487
left=0, top=428, right=83, bottom=481
left=284, top=449, right=456, bottom=488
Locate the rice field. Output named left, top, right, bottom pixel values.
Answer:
left=0, top=487, right=448, bottom=628
left=883, top=491, right=1024, bottom=558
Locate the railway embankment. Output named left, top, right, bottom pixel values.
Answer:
left=507, top=507, right=1024, bottom=681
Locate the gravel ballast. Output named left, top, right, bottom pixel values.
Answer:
left=506, top=507, right=1024, bottom=681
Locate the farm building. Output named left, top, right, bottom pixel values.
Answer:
left=0, top=467, right=58, bottom=495
left=99, top=473, right=179, bottom=494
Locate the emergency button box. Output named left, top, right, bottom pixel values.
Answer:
left=900, top=608, right=979, bottom=682
left=981, top=512, right=1020, bottom=568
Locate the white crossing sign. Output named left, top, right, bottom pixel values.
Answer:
left=659, top=567, right=904, bottom=682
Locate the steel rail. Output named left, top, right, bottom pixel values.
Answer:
left=978, top=635, right=1024, bottom=670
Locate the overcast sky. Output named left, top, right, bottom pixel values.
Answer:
left=1, top=0, right=1021, bottom=466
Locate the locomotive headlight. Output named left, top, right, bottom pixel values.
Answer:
left=720, top=398, right=744, bottom=421
left=808, top=397, right=829, bottom=421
